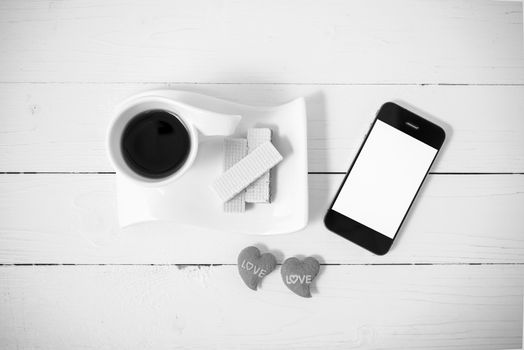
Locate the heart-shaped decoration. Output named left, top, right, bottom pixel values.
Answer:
left=281, top=257, right=320, bottom=298
left=237, top=246, right=277, bottom=291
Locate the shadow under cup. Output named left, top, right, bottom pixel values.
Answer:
left=120, top=109, right=191, bottom=179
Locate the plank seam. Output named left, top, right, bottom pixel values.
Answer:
left=0, top=82, right=524, bottom=86
left=1, top=263, right=523, bottom=267
left=1, top=172, right=523, bottom=175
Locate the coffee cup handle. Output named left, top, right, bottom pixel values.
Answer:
left=173, top=101, right=242, bottom=136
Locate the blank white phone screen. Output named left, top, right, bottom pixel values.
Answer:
left=332, top=120, right=437, bottom=239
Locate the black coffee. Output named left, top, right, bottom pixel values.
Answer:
left=121, top=110, right=190, bottom=179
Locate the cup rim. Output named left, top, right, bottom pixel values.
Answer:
left=107, top=96, right=199, bottom=186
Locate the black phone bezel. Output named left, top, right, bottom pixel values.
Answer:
left=324, top=102, right=446, bottom=255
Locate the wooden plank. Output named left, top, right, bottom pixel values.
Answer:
left=0, top=174, right=523, bottom=264
left=0, top=0, right=522, bottom=84
left=1, top=83, right=524, bottom=173
left=0, top=265, right=522, bottom=350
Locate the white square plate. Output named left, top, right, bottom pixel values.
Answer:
left=115, top=90, right=308, bottom=234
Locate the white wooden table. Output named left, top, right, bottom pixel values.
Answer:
left=1, top=1, right=524, bottom=349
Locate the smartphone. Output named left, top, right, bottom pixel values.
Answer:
left=324, top=102, right=445, bottom=255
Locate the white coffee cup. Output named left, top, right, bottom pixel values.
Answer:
left=107, top=92, right=241, bottom=186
